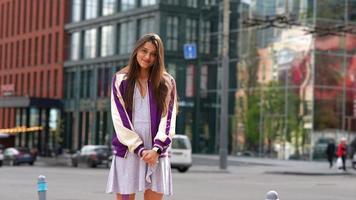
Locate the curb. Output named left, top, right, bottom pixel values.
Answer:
left=265, top=170, right=356, bottom=176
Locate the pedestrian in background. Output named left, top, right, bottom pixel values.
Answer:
left=325, top=140, right=336, bottom=168
left=336, top=137, right=348, bottom=171
left=106, top=33, right=178, bottom=200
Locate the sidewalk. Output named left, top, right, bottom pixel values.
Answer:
left=191, top=154, right=356, bottom=176
left=35, top=153, right=356, bottom=176
left=35, top=153, right=72, bottom=167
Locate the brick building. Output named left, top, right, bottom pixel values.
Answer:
left=0, top=0, right=68, bottom=154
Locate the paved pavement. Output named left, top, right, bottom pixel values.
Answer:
left=192, top=154, right=356, bottom=176
left=36, top=153, right=356, bottom=176
left=2, top=154, right=356, bottom=200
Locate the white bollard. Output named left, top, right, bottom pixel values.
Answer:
left=265, top=190, right=279, bottom=200
left=37, top=175, right=47, bottom=200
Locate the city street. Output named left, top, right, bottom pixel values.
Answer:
left=0, top=155, right=355, bottom=200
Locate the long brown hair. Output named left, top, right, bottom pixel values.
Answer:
left=124, top=33, right=169, bottom=115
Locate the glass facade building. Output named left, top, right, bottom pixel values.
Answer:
left=236, top=0, right=356, bottom=159
left=63, top=0, right=219, bottom=151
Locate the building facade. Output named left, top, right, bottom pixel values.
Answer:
left=236, top=0, right=356, bottom=159
left=0, top=0, right=68, bottom=154
left=63, top=0, right=222, bottom=152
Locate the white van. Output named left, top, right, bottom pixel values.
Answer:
left=170, top=135, right=192, bottom=173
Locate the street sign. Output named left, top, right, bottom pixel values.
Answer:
left=183, top=43, right=197, bottom=60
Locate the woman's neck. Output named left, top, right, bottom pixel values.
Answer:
left=138, top=69, right=149, bottom=80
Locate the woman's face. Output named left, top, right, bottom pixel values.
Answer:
left=136, top=41, right=157, bottom=70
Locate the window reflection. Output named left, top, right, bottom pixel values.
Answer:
left=70, top=32, right=80, bottom=60
left=72, top=0, right=82, bottom=22
left=139, top=17, right=156, bottom=37
left=199, top=21, right=210, bottom=54
left=185, top=18, right=197, bottom=44
left=84, top=29, right=97, bottom=59
left=102, top=0, right=116, bottom=16
left=141, top=0, right=156, bottom=6
left=85, top=0, right=98, bottom=20
left=119, top=21, right=135, bottom=54
left=121, top=0, right=136, bottom=11
left=101, top=25, right=115, bottom=57
left=166, top=16, right=179, bottom=51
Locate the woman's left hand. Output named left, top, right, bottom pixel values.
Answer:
left=142, top=150, right=159, bottom=166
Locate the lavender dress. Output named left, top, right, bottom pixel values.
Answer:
left=106, top=84, right=173, bottom=196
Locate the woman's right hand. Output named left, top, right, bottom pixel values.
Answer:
left=141, top=150, right=159, bottom=166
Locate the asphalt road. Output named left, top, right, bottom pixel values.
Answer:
left=0, top=156, right=355, bottom=200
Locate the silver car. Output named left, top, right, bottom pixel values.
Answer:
left=170, top=135, right=192, bottom=173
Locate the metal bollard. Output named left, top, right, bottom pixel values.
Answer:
left=265, top=190, right=279, bottom=200
left=37, top=175, right=47, bottom=200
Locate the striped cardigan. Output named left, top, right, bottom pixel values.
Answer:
left=111, top=72, right=177, bottom=158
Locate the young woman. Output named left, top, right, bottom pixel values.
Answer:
left=106, top=33, right=178, bottom=200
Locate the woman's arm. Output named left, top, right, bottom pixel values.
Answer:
left=152, top=76, right=178, bottom=153
left=111, top=73, right=145, bottom=156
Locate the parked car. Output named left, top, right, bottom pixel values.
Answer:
left=170, top=135, right=192, bottom=173
left=3, top=147, right=35, bottom=166
left=71, top=145, right=111, bottom=168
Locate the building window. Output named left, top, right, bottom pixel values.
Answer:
left=71, top=32, right=81, bottom=60
left=102, top=0, right=116, bottom=16
left=47, top=70, right=51, bottom=97
left=55, top=32, right=59, bottom=63
left=97, top=68, right=110, bottom=97
left=119, top=21, right=135, bottom=54
left=80, top=70, right=92, bottom=98
left=104, top=68, right=110, bottom=97
left=101, top=25, right=115, bottom=57
left=40, top=71, right=43, bottom=97
left=166, top=16, right=179, bottom=51
left=85, top=0, right=98, bottom=20
left=141, top=0, right=157, bottom=6
left=165, top=0, right=179, bottom=5
left=186, top=18, right=198, bottom=44
left=84, top=29, right=97, bottom=59
left=86, top=70, right=92, bottom=98
left=54, top=70, right=58, bottom=97
left=80, top=71, right=85, bottom=98
left=121, top=0, right=136, bottom=11
left=139, top=17, right=155, bottom=37
left=167, top=63, right=176, bottom=78
left=48, top=34, right=52, bottom=64
left=199, top=20, right=210, bottom=54
left=187, top=0, right=198, bottom=8
left=204, top=0, right=216, bottom=6
left=33, top=72, right=37, bottom=96
left=34, top=38, right=38, bottom=66
left=65, top=71, right=76, bottom=99
left=72, top=0, right=82, bottom=22
left=41, top=36, right=45, bottom=65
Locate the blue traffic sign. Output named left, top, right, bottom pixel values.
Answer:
left=184, top=43, right=197, bottom=60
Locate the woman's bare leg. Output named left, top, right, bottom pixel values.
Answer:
left=116, top=193, right=135, bottom=200
left=144, top=189, right=163, bottom=200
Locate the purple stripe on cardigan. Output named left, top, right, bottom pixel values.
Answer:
left=119, top=79, right=132, bottom=121
left=165, top=82, right=175, bottom=135
left=112, top=75, right=132, bottom=130
left=148, top=80, right=161, bottom=140
left=154, top=137, right=172, bottom=150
